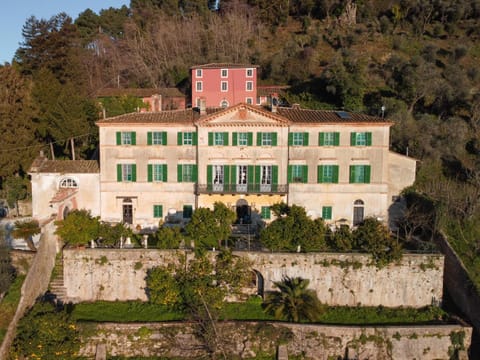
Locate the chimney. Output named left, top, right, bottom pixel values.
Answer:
left=292, top=103, right=300, bottom=109
left=199, top=97, right=207, bottom=115
left=271, top=95, right=278, bottom=113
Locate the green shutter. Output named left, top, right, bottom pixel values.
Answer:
left=257, top=132, right=262, bottom=146
left=192, top=132, right=198, bottom=145
left=349, top=166, right=355, bottom=183
left=131, top=132, right=136, bottom=145
left=154, top=205, right=163, bottom=218
left=230, top=165, right=237, bottom=187
left=116, top=132, right=121, bottom=145
left=322, top=206, right=332, bottom=220
left=208, top=132, right=213, bottom=146
left=365, top=165, right=371, bottom=183
left=177, top=132, right=182, bottom=145
left=117, top=164, right=122, bottom=182
left=319, top=132, right=325, bottom=146
left=162, top=131, right=167, bottom=145
left=350, top=132, right=356, bottom=146
left=247, top=132, right=253, bottom=146
left=288, top=133, right=293, bottom=146
left=304, top=133, right=309, bottom=146
left=223, top=132, right=229, bottom=145
left=224, top=165, right=230, bottom=184
left=250, top=165, right=256, bottom=191
left=261, top=206, right=271, bottom=219
left=287, top=165, right=293, bottom=183
left=192, top=165, right=198, bottom=182
left=162, top=164, right=168, bottom=181
left=207, top=165, right=213, bottom=184
left=177, top=164, right=183, bottom=182
left=333, top=165, right=339, bottom=183
left=272, top=165, right=278, bottom=192
left=132, top=164, right=137, bottom=182
left=147, top=132, right=152, bottom=145
left=232, top=132, right=238, bottom=146
left=334, top=132, right=340, bottom=146
left=272, top=132, right=277, bottom=146
left=302, top=165, right=308, bottom=183
left=147, top=164, right=153, bottom=182
left=366, top=132, right=372, bottom=146
left=317, top=165, right=323, bottom=183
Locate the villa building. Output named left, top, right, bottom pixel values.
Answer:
left=30, top=63, right=416, bottom=229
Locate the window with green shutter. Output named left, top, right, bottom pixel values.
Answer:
left=209, top=132, right=229, bottom=146
left=261, top=206, right=271, bottom=219
left=322, top=206, right=332, bottom=220
left=349, top=165, right=371, bottom=183
left=117, top=164, right=136, bottom=182
left=319, top=132, right=340, bottom=146
left=289, top=165, right=308, bottom=183
left=350, top=132, right=372, bottom=146
left=178, top=132, right=197, bottom=145
left=153, top=205, right=163, bottom=218
left=289, top=132, right=309, bottom=146
left=148, top=131, right=167, bottom=145
left=317, top=165, right=339, bottom=183
left=117, top=131, right=136, bottom=145
left=233, top=132, right=251, bottom=146
left=258, top=132, right=277, bottom=146
left=178, top=164, right=197, bottom=182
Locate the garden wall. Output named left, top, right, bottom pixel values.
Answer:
left=63, top=249, right=443, bottom=308
left=79, top=321, right=471, bottom=360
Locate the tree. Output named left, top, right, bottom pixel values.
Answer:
left=54, top=209, right=100, bottom=247
left=153, top=226, right=183, bottom=249
left=10, top=298, right=79, bottom=358
left=0, top=228, right=15, bottom=297
left=185, top=202, right=235, bottom=250
left=146, top=250, right=251, bottom=355
left=4, top=176, right=29, bottom=216
left=353, top=217, right=402, bottom=267
left=12, top=219, right=40, bottom=252
left=263, top=276, right=324, bottom=322
left=260, top=203, right=327, bottom=252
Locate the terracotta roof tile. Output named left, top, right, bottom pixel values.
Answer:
left=30, top=156, right=99, bottom=173
left=191, top=63, right=259, bottom=69
left=277, top=107, right=391, bottom=124
left=96, top=109, right=198, bottom=125
left=257, top=85, right=290, bottom=96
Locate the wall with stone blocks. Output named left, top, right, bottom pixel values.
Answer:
left=79, top=322, right=471, bottom=360
left=63, top=249, right=443, bottom=308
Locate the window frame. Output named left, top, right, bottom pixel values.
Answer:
left=196, top=69, right=202, bottom=78
left=261, top=132, right=272, bottom=146
left=246, top=68, right=254, bottom=77
left=349, top=165, right=371, bottom=184
left=261, top=206, right=271, bottom=219
left=246, top=97, right=253, bottom=104
left=246, top=81, right=253, bottom=91
left=183, top=132, right=193, bottom=145
left=221, top=69, right=228, bottom=78
left=196, top=81, right=203, bottom=92
left=292, top=132, right=304, bottom=146
left=153, top=204, right=163, bottom=218
left=153, top=164, right=165, bottom=182
left=317, top=165, right=339, bottom=184
left=221, top=81, right=228, bottom=92
left=322, top=206, right=332, bottom=220
left=117, top=163, right=136, bottom=182
left=151, top=131, right=164, bottom=145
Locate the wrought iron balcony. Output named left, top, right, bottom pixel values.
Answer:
left=195, top=183, right=288, bottom=195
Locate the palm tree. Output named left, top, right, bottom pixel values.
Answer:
left=263, top=276, right=324, bottom=322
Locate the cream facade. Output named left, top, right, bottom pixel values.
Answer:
left=96, top=104, right=416, bottom=229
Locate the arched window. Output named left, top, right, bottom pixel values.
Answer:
left=353, top=199, right=364, bottom=226
left=220, top=100, right=229, bottom=108
left=59, top=177, right=78, bottom=189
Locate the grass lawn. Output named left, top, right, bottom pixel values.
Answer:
left=0, top=275, right=25, bottom=344
left=72, top=297, right=448, bottom=326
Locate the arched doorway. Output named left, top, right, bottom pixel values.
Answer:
left=122, top=198, right=133, bottom=224
left=236, top=199, right=250, bottom=224
left=62, top=206, right=70, bottom=220
left=353, top=199, right=364, bottom=226
left=252, top=270, right=265, bottom=297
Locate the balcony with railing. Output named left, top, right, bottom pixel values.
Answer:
left=195, top=183, right=288, bottom=195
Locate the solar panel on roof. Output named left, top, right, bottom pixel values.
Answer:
left=336, top=111, right=351, bottom=119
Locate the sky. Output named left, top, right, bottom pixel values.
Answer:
left=0, top=0, right=131, bottom=64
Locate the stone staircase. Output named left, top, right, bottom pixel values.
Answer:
left=49, top=253, right=66, bottom=302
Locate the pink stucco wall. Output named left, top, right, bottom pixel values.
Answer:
left=191, top=66, right=257, bottom=108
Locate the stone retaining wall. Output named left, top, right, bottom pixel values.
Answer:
left=79, top=321, right=471, bottom=360
left=63, top=249, right=443, bottom=307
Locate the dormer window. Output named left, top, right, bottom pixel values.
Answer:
left=59, top=177, right=78, bottom=188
